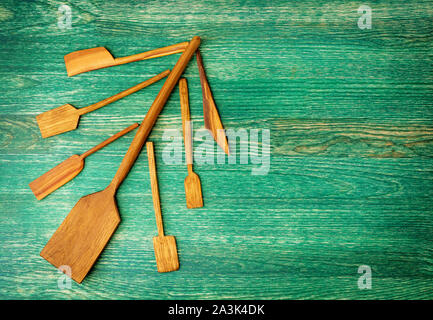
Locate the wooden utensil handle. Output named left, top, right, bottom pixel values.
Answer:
left=179, top=78, right=193, bottom=172
left=108, top=36, right=201, bottom=192
left=80, top=123, right=139, bottom=159
left=78, top=69, right=170, bottom=116
left=146, top=142, right=164, bottom=236
left=196, top=49, right=208, bottom=87
left=114, top=42, right=189, bottom=66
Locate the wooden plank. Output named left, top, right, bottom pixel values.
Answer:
left=0, top=0, right=432, bottom=299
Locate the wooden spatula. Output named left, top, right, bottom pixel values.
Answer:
left=40, top=36, right=201, bottom=283
left=65, top=41, right=188, bottom=76
left=179, top=78, right=203, bottom=208
left=196, top=50, right=229, bottom=155
left=146, top=142, right=179, bottom=272
left=36, top=69, right=169, bottom=138
left=29, top=123, right=138, bottom=200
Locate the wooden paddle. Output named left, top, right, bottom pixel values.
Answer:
left=40, top=36, right=201, bottom=283
left=29, top=123, right=139, bottom=201
left=65, top=41, right=188, bottom=76
left=179, top=78, right=203, bottom=208
left=196, top=50, right=229, bottom=155
left=36, top=69, right=170, bottom=138
left=146, top=142, right=179, bottom=272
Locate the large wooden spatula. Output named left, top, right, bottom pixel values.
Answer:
left=196, top=50, right=229, bottom=155
left=179, top=78, right=203, bottom=208
left=65, top=41, right=188, bottom=76
left=29, top=123, right=138, bottom=200
left=40, top=36, right=201, bottom=283
left=146, top=142, right=179, bottom=272
left=36, top=69, right=169, bottom=138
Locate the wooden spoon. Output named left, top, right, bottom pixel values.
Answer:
left=179, top=78, right=203, bottom=208
left=36, top=69, right=169, bottom=138
left=196, top=50, right=229, bottom=155
left=65, top=41, right=188, bottom=76
left=40, top=36, right=201, bottom=283
left=146, top=142, right=179, bottom=272
left=29, top=123, right=139, bottom=200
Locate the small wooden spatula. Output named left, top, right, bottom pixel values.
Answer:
left=36, top=69, right=169, bottom=138
left=146, top=142, right=179, bottom=272
left=179, top=78, right=203, bottom=208
left=29, top=123, right=138, bottom=200
left=65, top=41, right=188, bottom=76
left=196, top=50, right=229, bottom=155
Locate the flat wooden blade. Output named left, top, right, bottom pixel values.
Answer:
left=64, top=47, right=115, bottom=77
left=36, top=104, right=80, bottom=138
left=196, top=51, right=229, bottom=155
left=29, top=155, right=84, bottom=200
left=184, top=172, right=203, bottom=208
left=153, top=235, right=179, bottom=272
left=40, top=188, right=120, bottom=283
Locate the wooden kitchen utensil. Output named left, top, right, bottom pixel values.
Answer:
left=196, top=50, right=229, bottom=155
left=29, top=123, right=139, bottom=201
left=65, top=41, right=188, bottom=76
left=36, top=69, right=170, bottom=138
left=179, top=78, right=203, bottom=208
left=40, top=36, right=201, bottom=283
left=146, top=142, right=179, bottom=272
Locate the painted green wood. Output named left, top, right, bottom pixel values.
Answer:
left=0, top=0, right=432, bottom=299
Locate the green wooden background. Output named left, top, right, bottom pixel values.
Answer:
left=1, top=0, right=432, bottom=299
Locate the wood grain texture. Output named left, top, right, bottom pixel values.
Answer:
left=29, top=154, right=84, bottom=201
left=36, top=103, right=80, bottom=138
left=0, top=0, right=433, bottom=299
left=65, top=42, right=188, bottom=76
left=40, top=188, right=121, bottom=284
left=146, top=142, right=179, bottom=272
left=180, top=78, right=203, bottom=208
